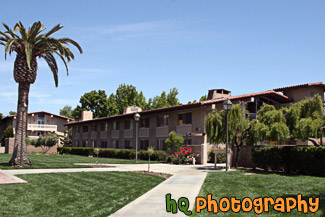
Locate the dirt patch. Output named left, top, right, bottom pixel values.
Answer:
left=130, top=170, right=172, bottom=179
left=88, top=164, right=116, bottom=168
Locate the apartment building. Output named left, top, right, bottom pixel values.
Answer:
left=0, top=111, right=73, bottom=141
left=66, top=82, right=325, bottom=164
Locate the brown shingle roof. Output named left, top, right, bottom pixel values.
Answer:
left=1, top=111, right=73, bottom=122
left=274, top=82, right=325, bottom=92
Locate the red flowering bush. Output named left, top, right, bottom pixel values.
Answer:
left=170, top=147, right=199, bottom=164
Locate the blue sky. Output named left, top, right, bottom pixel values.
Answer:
left=1, top=0, right=325, bottom=116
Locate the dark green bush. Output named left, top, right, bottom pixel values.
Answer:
left=58, top=147, right=167, bottom=161
left=208, top=151, right=226, bottom=163
left=252, top=146, right=325, bottom=176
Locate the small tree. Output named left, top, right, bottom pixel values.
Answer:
left=31, top=133, right=58, bottom=154
left=1, top=126, right=14, bottom=146
left=60, top=128, right=72, bottom=147
left=147, top=146, right=154, bottom=172
left=165, top=131, right=184, bottom=152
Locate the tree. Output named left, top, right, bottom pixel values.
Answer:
left=147, top=88, right=180, bottom=110
left=71, top=105, right=82, bottom=121
left=79, top=90, right=110, bottom=118
left=165, top=131, right=184, bottom=152
left=9, top=111, right=17, bottom=115
left=284, top=95, right=325, bottom=145
left=0, top=113, right=3, bottom=121
left=60, top=128, right=72, bottom=147
left=31, top=133, right=59, bottom=154
left=206, top=104, right=251, bottom=167
left=199, top=95, right=208, bottom=102
left=59, top=105, right=73, bottom=118
left=147, top=146, right=154, bottom=172
left=0, top=21, right=82, bottom=165
left=115, top=84, right=147, bottom=114
left=1, top=125, right=14, bottom=146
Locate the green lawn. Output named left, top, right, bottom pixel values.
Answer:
left=193, top=171, right=324, bottom=216
left=0, top=154, right=161, bottom=169
left=0, top=172, right=165, bottom=217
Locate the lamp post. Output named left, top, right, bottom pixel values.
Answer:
left=223, top=99, right=232, bottom=172
left=134, top=113, right=140, bottom=163
left=20, top=103, right=27, bottom=167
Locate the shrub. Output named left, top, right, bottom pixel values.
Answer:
left=31, top=133, right=59, bottom=154
left=208, top=151, right=226, bottom=163
left=170, top=147, right=199, bottom=164
left=1, top=125, right=14, bottom=146
left=252, top=146, right=325, bottom=176
left=57, top=147, right=168, bottom=161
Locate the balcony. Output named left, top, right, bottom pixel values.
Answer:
left=176, top=124, right=192, bottom=136
left=139, top=128, right=149, bottom=138
left=156, top=126, right=168, bottom=137
left=27, top=124, right=57, bottom=132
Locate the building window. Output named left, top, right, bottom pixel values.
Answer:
left=75, top=140, right=79, bottom=147
left=92, top=140, right=97, bottom=148
left=140, top=140, right=149, bottom=150
left=124, top=120, right=133, bottom=130
left=112, top=121, right=119, bottom=130
left=76, top=126, right=80, bottom=133
left=184, top=139, right=192, bottom=146
left=82, top=140, right=88, bottom=147
left=178, top=112, right=192, bottom=125
left=92, top=124, right=97, bottom=132
left=124, top=140, right=133, bottom=149
left=101, top=141, right=108, bottom=148
left=83, top=126, right=88, bottom=133
left=140, top=118, right=150, bottom=128
left=157, top=138, right=167, bottom=150
left=37, top=113, right=45, bottom=125
left=112, top=140, right=119, bottom=149
left=101, top=122, right=108, bottom=131
left=157, top=115, right=169, bottom=127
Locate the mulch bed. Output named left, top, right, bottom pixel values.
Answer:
left=130, top=170, right=172, bottom=179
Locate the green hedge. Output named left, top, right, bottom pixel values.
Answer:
left=208, top=151, right=226, bottom=163
left=57, top=147, right=168, bottom=161
left=252, top=146, right=325, bottom=176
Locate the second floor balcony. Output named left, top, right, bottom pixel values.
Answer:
left=27, top=124, right=57, bottom=132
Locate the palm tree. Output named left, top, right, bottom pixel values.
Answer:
left=0, top=21, right=82, bottom=166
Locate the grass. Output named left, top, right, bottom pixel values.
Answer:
left=192, top=171, right=324, bottom=216
left=0, top=153, right=161, bottom=169
left=0, top=171, right=165, bottom=217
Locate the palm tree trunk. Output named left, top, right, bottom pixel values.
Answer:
left=9, top=83, right=31, bottom=166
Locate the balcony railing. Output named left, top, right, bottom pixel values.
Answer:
left=27, top=124, right=57, bottom=132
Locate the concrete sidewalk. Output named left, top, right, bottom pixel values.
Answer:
left=110, top=172, right=207, bottom=217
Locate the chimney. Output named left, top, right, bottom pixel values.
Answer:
left=208, top=89, right=231, bottom=100
left=81, top=111, right=93, bottom=121
left=123, top=106, right=142, bottom=114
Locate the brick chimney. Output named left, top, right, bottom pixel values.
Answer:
left=81, top=111, right=93, bottom=121
left=207, top=89, right=231, bottom=100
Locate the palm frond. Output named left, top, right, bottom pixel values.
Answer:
left=43, top=52, right=59, bottom=87
left=45, top=24, right=63, bottom=37
left=58, top=38, right=83, bottom=54
left=53, top=50, right=69, bottom=76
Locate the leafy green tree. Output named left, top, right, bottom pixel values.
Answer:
left=0, top=21, right=82, bottom=166
left=107, top=93, right=119, bottom=116
left=60, top=128, right=72, bottom=147
left=71, top=105, right=82, bottom=121
left=167, top=88, right=179, bottom=106
left=31, top=133, right=59, bottom=153
left=199, top=95, right=208, bottom=102
left=147, top=146, right=154, bottom=172
left=9, top=111, right=17, bottom=115
left=206, top=104, right=251, bottom=167
left=59, top=105, right=73, bottom=118
left=147, top=88, right=180, bottom=110
left=165, top=131, right=184, bottom=152
left=115, top=84, right=147, bottom=114
left=79, top=90, right=110, bottom=118
left=1, top=125, right=14, bottom=146
left=284, top=95, right=324, bottom=145
left=0, top=113, right=3, bottom=121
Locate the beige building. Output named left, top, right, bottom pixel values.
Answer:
left=0, top=111, right=73, bottom=142
left=66, top=82, right=325, bottom=164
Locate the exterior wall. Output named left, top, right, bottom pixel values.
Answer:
left=5, top=137, right=60, bottom=154
left=283, top=86, right=324, bottom=103
left=70, top=106, right=210, bottom=164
